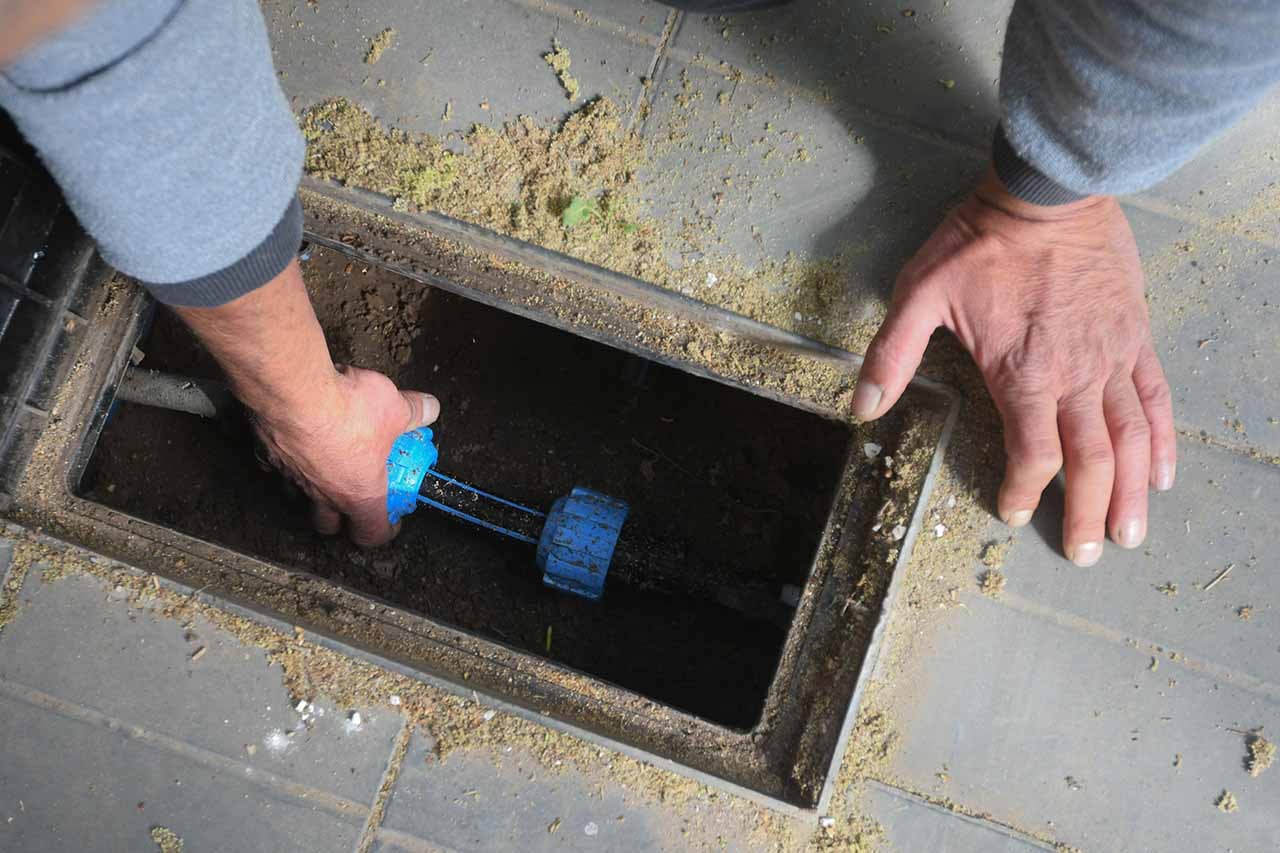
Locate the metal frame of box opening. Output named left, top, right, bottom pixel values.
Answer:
left=3, top=178, right=960, bottom=819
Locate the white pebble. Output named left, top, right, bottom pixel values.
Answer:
left=295, top=700, right=309, bottom=713
left=934, top=524, right=947, bottom=538
left=793, top=311, right=803, bottom=321
left=584, top=822, right=599, bottom=836
left=344, top=711, right=364, bottom=734
left=819, top=816, right=835, bottom=829
left=891, top=524, right=907, bottom=542
left=706, top=272, right=718, bottom=287
left=862, top=442, right=882, bottom=460
left=263, top=729, right=292, bottom=755
left=389, top=695, right=401, bottom=706
left=946, top=494, right=957, bottom=509
left=482, top=710, right=496, bottom=722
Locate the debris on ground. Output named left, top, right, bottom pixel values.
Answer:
left=1203, top=563, right=1234, bottom=592
left=979, top=570, right=1006, bottom=597
left=1247, top=734, right=1275, bottom=777
left=1216, top=790, right=1239, bottom=813
left=1156, top=582, right=1179, bottom=597
left=365, top=28, right=396, bottom=64
left=1238, top=605, right=1253, bottom=620
left=149, top=826, right=183, bottom=853
left=980, top=538, right=1013, bottom=568
left=299, top=97, right=886, bottom=355
left=548, top=817, right=561, bottom=833
left=543, top=43, right=580, bottom=101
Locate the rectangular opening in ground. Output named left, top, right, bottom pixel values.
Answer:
left=77, top=246, right=853, bottom=729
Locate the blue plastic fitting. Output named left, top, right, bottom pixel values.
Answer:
left=536, top=487, right=629, bottom=601
left=386, top=427, right=439, bottom=525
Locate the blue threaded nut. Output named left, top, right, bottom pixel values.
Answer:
left=386, top=427, right=439, bottom=525
left=536, top=487, right=629, bottom=601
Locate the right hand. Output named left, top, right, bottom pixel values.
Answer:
left=252, top=364, right=440, bottom=547
left=852, top=169, right=1176, bottom=566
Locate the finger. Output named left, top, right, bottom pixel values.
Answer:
left=852, top=289, right=942, bottom=421
left=1103, top=375, right=1150, bottom=549
left=1133, top=345, right=1176, bottom=491
left=1058, top=395, right=1115, bottom=567
left=311, top=500, right=341, bottom=536
left=993, top=389, right=1063, bottom=528
left=401, top=391, right=441, bottom=431
left=345, top=491, right=399, bottom=548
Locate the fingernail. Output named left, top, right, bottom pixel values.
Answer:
left=1070, top=541, right=1102, bottom=568
left=1005, top=509, right=1033, bottom=528
left=1154, top=461, right=1176, bottom=492
left=851, top=381, right=883, bottom=421
left=1116, top=518, right=1145, bottom=549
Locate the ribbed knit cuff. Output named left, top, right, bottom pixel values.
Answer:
left=144, top=196, right=302, bottom=307
left=992, top=124, right=1087, bottom=206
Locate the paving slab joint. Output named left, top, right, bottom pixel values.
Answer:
left=629, top=8, right=682, bottom=131
left=355, top=718, right=414, bottom=853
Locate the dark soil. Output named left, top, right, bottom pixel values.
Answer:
left=80, top=247, right=852, bottom=728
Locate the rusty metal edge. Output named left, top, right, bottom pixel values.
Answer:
left=299, top=178, right=967, bottom=820
left=814, top=381, right=962, bottom=818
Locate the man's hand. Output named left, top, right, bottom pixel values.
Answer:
left=251, top=363, right=439, bottom=546
left=175, top=258, right=438, bottom=547
left=853, top=169, right=1176, bottom=566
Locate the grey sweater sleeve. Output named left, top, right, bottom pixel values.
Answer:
left=996, top=0, right=1280, bottom=204
left=0, top=0, right=304, bottom=306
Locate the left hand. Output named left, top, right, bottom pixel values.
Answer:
left=851, top=169, right=1176, bottom=565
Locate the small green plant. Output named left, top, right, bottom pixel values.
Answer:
left=561, top=193, right=638, bottom=235
left=399, top=155, right=458, bottom=205
left=561, top=195, right=598, bottom=229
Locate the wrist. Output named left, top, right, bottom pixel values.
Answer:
left=990, top=123, right=1088, bottom=207
left=976, top=166, right=1113, bottom=225
left=242, top=364, right=347, bottom=439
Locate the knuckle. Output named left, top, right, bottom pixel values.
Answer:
left=1006, top=440, right=1063, bottom=478
left=866, top=333, right=912, bottom=374
left=1073, top=441, right=1114, bottom=469
left=1113, top=479, right=1149, bottom=507
left=1110, top=414, right=1151, bottom=447
left=1137, top=375, right=1172, bottom=409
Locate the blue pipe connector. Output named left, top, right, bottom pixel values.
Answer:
left=384, top=428, right=628, bottom=601
left=536, top=488, right=629, bottom=601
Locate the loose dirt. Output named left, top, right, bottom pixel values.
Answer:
left=1247, top=734, right=1275, bottom=777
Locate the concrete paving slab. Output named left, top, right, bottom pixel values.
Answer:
left=885, top=558, right=1280, bottom=851
left=265, top=0, right=659, bottom=143
left=1010, top=438, right=1280, bottom=684
left=1134, top=98, right=1280, bottom=229
left=862, top=782, right=1053, bottom=853
left=506, top=0, right=672, bottom=39
left=665, top=0, right=1004, bottom=147
left=0, top=569, right=401, bottom=806
left=0, top=689, right=369, bottom=853
left=1132, top=207, right=1280, bottom=457
left=638, top=51, right=982, bottom=309
left=376, top=730, right=769, bottom=852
